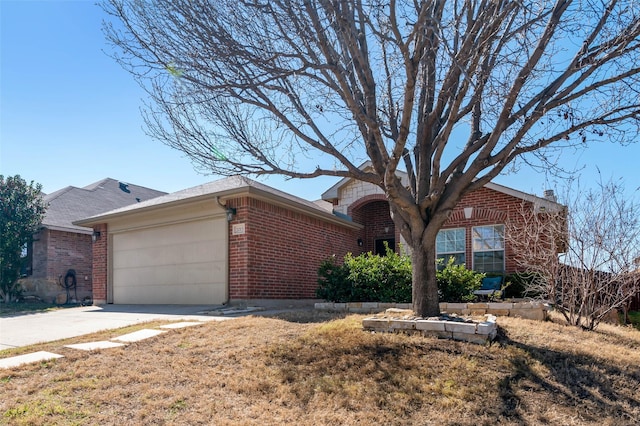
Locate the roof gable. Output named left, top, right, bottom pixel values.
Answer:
left=321, top=161, right=410, bottom=201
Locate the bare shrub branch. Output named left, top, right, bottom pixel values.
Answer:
left=508, top=179, right=640, bottom=330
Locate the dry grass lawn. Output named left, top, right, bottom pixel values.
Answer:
left=1, top=311, right=639, bottom=425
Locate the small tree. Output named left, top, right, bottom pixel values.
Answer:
left=0, top=175, right=47, bottom=302
left=507, top=179, right=640, bottom=330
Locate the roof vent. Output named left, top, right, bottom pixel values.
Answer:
left=119, top=182, right=131, bottom=193
left=543, top=189, right=556, bottom=202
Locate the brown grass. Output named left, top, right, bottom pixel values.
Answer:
left=1, top=311, right=639, bottom=425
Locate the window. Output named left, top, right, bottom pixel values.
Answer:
left=436, top=228, right=466, bottom=267
left=472, top=225, right=505, bottom=273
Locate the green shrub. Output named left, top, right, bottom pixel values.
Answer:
left=316, top=255, right=351, bottom=302
left=436, top=258, right=484, bottom=302
left=316, top=245, right=412, bottom=303
left=345, top=246, right=412, bottom=303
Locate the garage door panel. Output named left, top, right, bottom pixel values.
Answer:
left=111, top=218, right=227, bottom=305
left=113, top=240, right=226, bottom=269
left=113, top=282, right=227, bottom=305
left=114, top=220, right=226, bottom=250
left=113, top=262, right=224, bottom=287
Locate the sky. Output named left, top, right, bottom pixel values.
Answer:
left=1, top=0, right=638, bottom=204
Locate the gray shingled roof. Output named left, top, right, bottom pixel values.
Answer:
left=74, top=176, right=360, bottom=229
left=43, top=178, right=167, bottom=233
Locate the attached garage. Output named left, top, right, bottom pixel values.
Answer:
left=76, top=186, right=231, bottom=305
left=75, top=176, right=361, bottom=305
left=111, top=217, right=227, bottom=304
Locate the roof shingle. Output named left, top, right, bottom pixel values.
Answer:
left=42, top=178, right=166, bottom=233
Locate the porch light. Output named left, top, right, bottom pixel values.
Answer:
left=92, top=230, right=101, bottom=242
left=357, top=238, right=363, bottom=247
left=226, top=207, right=237, bottom=222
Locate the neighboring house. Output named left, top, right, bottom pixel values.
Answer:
left=21, top=179, right=166, bottom=303
left=75, top=170, right=564, bottom=306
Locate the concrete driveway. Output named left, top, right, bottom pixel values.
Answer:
left=0, top=304, right=235, bottom=350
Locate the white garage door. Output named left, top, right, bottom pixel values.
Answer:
left=111, top=218, right=227, bottom=304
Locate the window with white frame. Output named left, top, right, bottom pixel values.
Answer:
left=472, top=224, right=505, bottom=273
left=436, top=228, right=466, bottom=267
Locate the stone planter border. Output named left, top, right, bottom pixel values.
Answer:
left=315, top=301, right=550, bottom=321
left=362, top=311, right=498, bottom=345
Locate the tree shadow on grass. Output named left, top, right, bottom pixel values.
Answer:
left=262, top=309, right=349, bottom=323
left=495, top=327, right=640, bottom=424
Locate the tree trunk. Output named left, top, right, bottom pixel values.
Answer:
left=412, top=240, right=440, bottom=317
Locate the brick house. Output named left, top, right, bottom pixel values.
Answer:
left=322, top=168, right=563, bottom=274
left=21, top=179, right=166, bottom=303
left=76, top=172, right=563, bottom=305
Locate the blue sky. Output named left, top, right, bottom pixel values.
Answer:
left=1, top=0, right=638, bottom=203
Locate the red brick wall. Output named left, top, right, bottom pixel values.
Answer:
left=30, top=229, right=49, bottom=279
left=26, top=229, right=94, bottom=299
left=91, top=224, right=108, bottom=304
left=442, top=186, right=534, bottom=274
left=87, top=185, right=538, bottom=303
left=227, top=197, right=359, bottom=300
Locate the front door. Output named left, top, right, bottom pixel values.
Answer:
left=375, top=238, right=395, bottom=256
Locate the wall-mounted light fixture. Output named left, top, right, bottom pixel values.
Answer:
left=463, top=207, right=473, bottom=219
left=226, top=207, right=237, bottom=222
left=92, top=230, right=101, bottom=242
left=357, top=238, right=363, bottom=247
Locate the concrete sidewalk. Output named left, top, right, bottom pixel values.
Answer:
left=0, top=304, right=232, bottom=350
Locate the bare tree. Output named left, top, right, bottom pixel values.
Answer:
left=102, top=0, right=640, bottom=316
left=508, top=179, right=640, bottom=330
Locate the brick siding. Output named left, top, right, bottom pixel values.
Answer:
left=344, top=186, right=538, bottom=274
left=442, top=186, right=533, bottom=274
left=227, top=197, right=359, bottom=300
left=25, top=229, right=93, bottom=301
left=91, top=224, right=108, bottom=304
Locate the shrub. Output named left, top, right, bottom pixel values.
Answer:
left=316, top=255, right=351, bottom=302
left=436, top=258, right=484, bottom=302
left=316, top=245, right=412, bottom=303
left=345, top=246, right=412, bottom=303
left=317, top=251, right=485, bottom=303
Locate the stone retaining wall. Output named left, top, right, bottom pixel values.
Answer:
left=362, top=312, right=498, bottom=345
left=316, top=301, right=549, bottom=321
